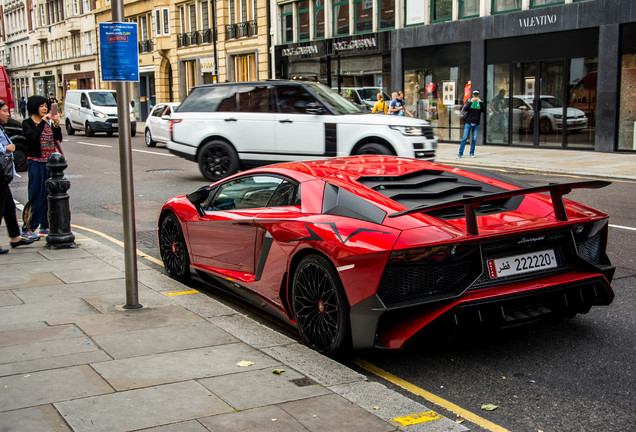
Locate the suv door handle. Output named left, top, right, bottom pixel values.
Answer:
left=224, top=118, right=237, bottom=122
left=279, top=119, right=293, bottom=123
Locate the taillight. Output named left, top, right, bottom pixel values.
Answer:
left=169, top=119, right=182, bottom=141
left=388, top=243, right=477, bottom=264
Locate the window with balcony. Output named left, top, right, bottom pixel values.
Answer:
left=314, top=0, right=325, bottom=39
left=298, top=0, right=310, bottom=41
left=333, top=0, right=350, bottom=36
left=378, top=0, right=394, bottom=30
left=354, top=0, right=372, bottom=34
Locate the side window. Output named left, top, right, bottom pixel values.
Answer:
left=81, top=93, right=89, bottom=108
left=216, top=86, right=239, bottom=112
left=178, top=86, right=231, bottom=112
left=267, top=180, right=298, bottom=207
left=150, top=105, right=164, bottom=117
left=276, top=85, right=321, bottom=114
left=236, top=86, right=271, bottom=113
left=208, top=176, right=287, bottom=211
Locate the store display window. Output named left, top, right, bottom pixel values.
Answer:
left=618, top=53, right=636, bottom=151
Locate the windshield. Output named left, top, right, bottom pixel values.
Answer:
left=303, top=82, right=362, bottom=115
left=540, top=97, right=563, bottom=109
left=89, top=92, right=117, bottom=107
left=357, top=88, right=381, bottom=101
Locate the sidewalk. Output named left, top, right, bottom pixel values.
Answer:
left=0, top=231, right=468, bottom=432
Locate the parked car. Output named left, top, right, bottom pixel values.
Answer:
left=506, top=95, right=588, bottom=133
left=168, top=80, right=437, bottom=181
left=144, top=102, right=180, bottom=147
left=64, top=89, right=137, bottom=137
left=333, top=86, right=391, bottom=111
left=158, top=155, right=615, bottom=354
left=3, top=117, right=28, bottom=172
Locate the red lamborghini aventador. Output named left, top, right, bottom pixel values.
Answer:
left=158, top=156, right=615, bottom=354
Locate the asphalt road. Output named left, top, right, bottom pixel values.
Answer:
left=9, top=133, right=635, bottom=432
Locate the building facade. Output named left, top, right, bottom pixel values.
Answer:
left=1, top=0, right=31, bottom=104
left=273, top=0, right=636, bottom=153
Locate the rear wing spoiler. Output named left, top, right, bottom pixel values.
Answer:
left=388, top=180, right=611, bottom=235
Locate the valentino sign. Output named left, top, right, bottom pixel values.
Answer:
left=519, top=14, right=558, bottom=28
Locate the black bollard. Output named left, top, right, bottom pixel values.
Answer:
left=46, top=153, right=76, bottom=249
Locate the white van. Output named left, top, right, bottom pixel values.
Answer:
left=63, top=89, right=137, bottom=137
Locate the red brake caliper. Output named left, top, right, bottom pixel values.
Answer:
left=317, top=299, right=325, bottom=314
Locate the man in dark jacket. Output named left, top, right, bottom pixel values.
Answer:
left=458, top=90, right=486, bottom=158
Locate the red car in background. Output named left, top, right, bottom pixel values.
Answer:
left=158, top=156, right=615, bottom=354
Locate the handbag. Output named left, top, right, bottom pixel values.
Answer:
left=0, top=152, right=13, bottom=185
left=460, top=103, right=469, bottom=122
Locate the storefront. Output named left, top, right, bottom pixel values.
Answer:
left=32, top=70, right=56, bottom=100
left=393, top=1, right=634, bottom=153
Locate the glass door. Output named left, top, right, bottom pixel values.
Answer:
left=511, top=62, right=535, bottom=146
left=538, top=60, right=565, bottom=147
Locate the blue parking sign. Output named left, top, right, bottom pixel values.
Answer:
left=99, top=22, right=139, bottom=82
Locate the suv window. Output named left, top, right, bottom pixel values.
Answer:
left=237, top=86, right=271, bottom=113
left=276, top=85, right=322, bottom=114
left=178, top=85, right=232, bottom=112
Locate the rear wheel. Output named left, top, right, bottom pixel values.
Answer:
left=145, top=129, right=156, bottom=147
left=292, top=255, right=350, bottom=355
left=355, top=143, right=393, bottom=155
left=159, top=213, right=191, bottom=282
left=197, top=140, right=239, bottom=182
left=540, top=117, right=553, bottom=134
left=66, top=119, right=75, bottom=135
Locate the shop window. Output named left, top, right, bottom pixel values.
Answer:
left=314, top=0, right=325, bottom=39
left=531, top=0, right=564, bottom=7
left=431, top=0, right=452, bottom=22
left=334, top=0, right=350, bottom=36
left=378, top=0, right=394, bottom=30
left=281, top=4, right=293, bottom=44
left=491, top=0, right=521, bottom=14
left=298, top=0, right=310, bottom=41
left=234, top=53, right=257, bottom=82
left=618, top=54, right=636, bottom=151
left=567, top=57, right=596, bottom=149
left=460, top=0, right=479, bottom=18
left=355, top=0, right=373, bottom=34
left=486, top=63, right=510, bottom=145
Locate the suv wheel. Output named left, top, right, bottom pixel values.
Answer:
left=66, top=119, right=75, bottom=135
left=197, top=140, right=239, bottom=181
left=356, top=143, right=393, bottom=155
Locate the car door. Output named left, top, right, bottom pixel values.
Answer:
left=154, top=104, right=173, bottom=143
left=147, top=104, right=165, bottom=138
left=186, top=175, right=285, bottom=278
left=273, top=84, right=326, bottom=156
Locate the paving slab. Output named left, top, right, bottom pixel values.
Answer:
left=0, top=405, right=72, bottom=432
left=168, top=291, right=239, bottom=317
left=0, top=365, right=113, bottom=412
left=0, top=290, right=22, bottom=307
left=0, top=271, right=63, bottom=290
left=0, top=248, right=48, bottom=265
left=137, top=420, right=209, bottom=432
left=0, top=299, right=98, bottom=327
left=11, top=279, right=133, bottom=303
left=47, top=304, right=205, bottom=336
left=207, top=312, right=297, bottom=349
left=278, top=393, right=396, bottom=432
left=92, top=322, right=237, bottom=359
left=197, top=405, right=311, bottom=432
left=54, top=380, right=233, bottom=432
left=82, top=288, right=173, bottom=313
left=198, top=365, right=330, bottom=409
left=262, top=343, right=367, bottom=387
left=90, top=344, right=279, bottom=390
left=0, top=321, right=47, bottom=333
left=38, top=247, right=93, bottom=261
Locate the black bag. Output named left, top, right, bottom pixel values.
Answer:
left=460, top=103, right=469, bottom=122
left=0, top=153, right=13, bottom=185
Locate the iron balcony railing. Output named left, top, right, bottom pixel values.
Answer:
left=225, top=20, right=257, bottom=40
left=138, top=40, right=153, bottom=53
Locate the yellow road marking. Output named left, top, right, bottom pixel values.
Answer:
left=164, top=290, right=199, bottom=296
left=390, top=410, right=442, bottom=427
left=352, top=358, right=511, bottom=432
left=71, top=223, right=164, bottom=267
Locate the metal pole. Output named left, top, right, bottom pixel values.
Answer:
left=112, top=0, right=142, bottom=309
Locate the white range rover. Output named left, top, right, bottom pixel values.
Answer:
left=167, top=80, right=438, bottom=181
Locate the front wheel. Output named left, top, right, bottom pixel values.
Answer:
left=355, top=143, right=393, bottom=155
left=159, top=213, right=191, bottom=282
left=145, top=129, right=156, bottom=147
left=197, top=140, right=239, bottom=182
left=292, top=255, right=350, bottom=355
left=85, top=123, right=95, bottom=137
left=66, top=119, right=75, bottom=135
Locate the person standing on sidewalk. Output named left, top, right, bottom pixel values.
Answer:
left=0, top=100, right=39, bottom=254
left=458, top=90, right=486, bottom=158
left=18, top=97, right=27, bottom=119
left=21, top=95, right=63, bottom=237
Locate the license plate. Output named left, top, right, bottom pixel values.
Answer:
left=487, top=249, right=557, bottom=279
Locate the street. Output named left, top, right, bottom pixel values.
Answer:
left=9, top=132, right=635, bottom=432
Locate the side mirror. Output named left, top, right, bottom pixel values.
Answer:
left=305, top=102, right=324, bottom=115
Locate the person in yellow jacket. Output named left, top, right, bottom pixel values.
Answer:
left=371, top=92, right=388, bottom=114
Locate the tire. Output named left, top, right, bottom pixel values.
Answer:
left=355, top=143, right=393, bottom=155
left=107, top=131, right=114, bottom=136
left=159, top=213, right=191, bottom=282
left=292, top=254, right=350, bottom=355
left=540, top=117, right=553, bottom=134
left=145, top=129, right=156, bottom=147
left=85, top=123, right=95, bottom=137
left=197, top=140, right=239, bottom=182
left=66, top=119, right=75, bottom=135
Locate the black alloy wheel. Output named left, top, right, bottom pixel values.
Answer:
left=145, top=129, right=156, bottom=147
left=197, top=140, right=239, bottom=181
left=66, top=119, right=75, bottom=135
left=159, top=213, right=191, bottom=282
left=356, top=143, right=393, bottom=155
left=292, top=255, right=350, bottom=355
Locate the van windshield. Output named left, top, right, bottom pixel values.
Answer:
left=304, top=82, right=362, bottom=115
left=89, top=92, right=117, bottom=107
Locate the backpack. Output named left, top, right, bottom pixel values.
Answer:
left=460, top=103, right=469, bottom=122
